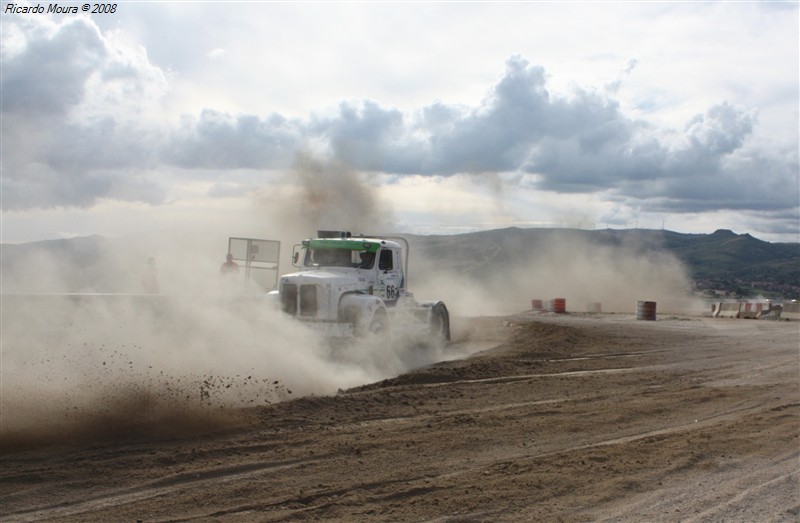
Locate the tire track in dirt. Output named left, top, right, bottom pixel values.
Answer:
left=147, top=401, right=799, bottom=522
left=8, top=396, right=776, bottom=522
left=687, top=467, right=800, bottom=522
left=3, top=458, right=321, bottom=522
left=196, top=478, right=448, bottom=521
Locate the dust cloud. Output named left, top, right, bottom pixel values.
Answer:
left=1, top=280, right=452, bottom=450
left=0, top=155, right=434, bottom=451
left=410, top=232, right=702, bottom=317
left=1, top=155, right=701, bottom=451
left=262, top=152, right=395, bottom=238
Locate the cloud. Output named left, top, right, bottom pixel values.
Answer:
left=1, top=15, right=169, bottom=210
left=301, top=56, right=795, bottom=221
left=307, top=56, right=632, bottom=176
left=206, top=181, right=258, bottom=199
left=1, top=17, right=105, bottom=118
left=163, top=110, right=302, bottom=170
left=682, top=102, right=753, bottom=155
left=206, top=48, right=226, bottom=60
left=309, top=99, right=407, bottom=172
left=1, top=15, right=796, bottom=233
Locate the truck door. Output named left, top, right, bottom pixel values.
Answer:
left=377, top=247, right=402, bottom=306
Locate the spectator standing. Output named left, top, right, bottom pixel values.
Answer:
left=220, top=253, right=239, bottom=275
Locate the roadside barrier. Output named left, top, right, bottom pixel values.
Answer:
left=716, top=302, right=741, bottom=318
left=740, top=302, right=757, bottom=319
left=782, top=302, right=800, bottom=321
left=739, top=302, right=771, bottom=319
left=711, top=302, right=723, bottom=317
left=710, top=301, right=799, bottom=320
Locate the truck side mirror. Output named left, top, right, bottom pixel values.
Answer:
left=291, top=244, right=302, bottom=267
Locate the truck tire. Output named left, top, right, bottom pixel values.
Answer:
left=429, top=302, right=450, bottom=343
left=367, top=309, right=388, bottom=335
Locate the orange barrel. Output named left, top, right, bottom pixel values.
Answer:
left=636, top=300, right=657, bottom=321
left=531, top=299, right=543, bottom=310
left=586, top=302, right=602, bottom=313
left=550, top=298, right=566, bottom=313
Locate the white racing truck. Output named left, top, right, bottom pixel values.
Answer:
left=269, top=231, right=450, bottom=342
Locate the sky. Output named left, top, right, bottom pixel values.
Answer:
left=1, top=1, right=799, bottom=244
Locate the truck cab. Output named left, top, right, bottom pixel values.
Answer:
left=270, top=231, right=449, bottom=342
left=298, top=237, right=405, bottom=306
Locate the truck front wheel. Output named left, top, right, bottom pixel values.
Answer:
left=365, top=309, right=388, bottom=336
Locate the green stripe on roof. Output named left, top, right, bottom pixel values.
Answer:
left=307, top=239, right=381, bottom=253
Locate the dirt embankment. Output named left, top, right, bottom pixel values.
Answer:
left=1, top=314, right=798, bottom=522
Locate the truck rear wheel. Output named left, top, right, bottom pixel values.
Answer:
left=429, top=303, right=450, bottom=343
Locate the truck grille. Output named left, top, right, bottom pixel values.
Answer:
left=299, top=284, right=318, bottom=316
left=281, top=283, right=297, bottom=315
left=281, top=283, right=318, bottom=317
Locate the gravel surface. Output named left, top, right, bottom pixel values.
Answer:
left=2, top=313, right=798, bottom=522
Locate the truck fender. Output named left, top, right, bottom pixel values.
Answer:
left=340, top=293, right=387, bottom=335
left=265, top=290, right=281, bottom=311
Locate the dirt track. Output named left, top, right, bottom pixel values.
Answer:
left=2, top=313, right=798, bottom=522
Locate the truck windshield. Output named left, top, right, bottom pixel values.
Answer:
left=303, top=248, right=375, bottom=269
left=302, top=239, right=380, bottom=268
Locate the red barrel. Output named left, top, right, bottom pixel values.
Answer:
left=531, top=299, right=543, bottom=310
left=549, top=298, right=566, bottom=313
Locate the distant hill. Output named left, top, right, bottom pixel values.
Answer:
left=404, top=228, right=799, bottom=300
left=2, top=228, right=799, bottom=300
left=1, top=235, right=113, bottom=293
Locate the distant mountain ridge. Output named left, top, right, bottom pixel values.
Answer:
left=404, top=227, right=799, bottom=300
left=2, top=228, right=799, bottom=299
